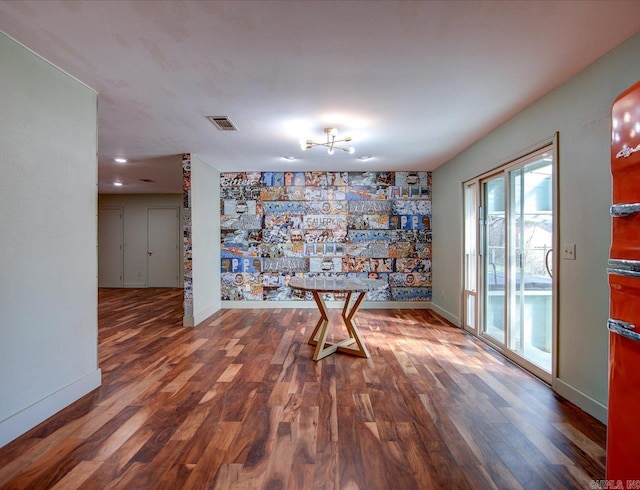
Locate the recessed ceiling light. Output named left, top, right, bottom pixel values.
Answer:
left=283, top=156, right=296, bottom=161
left=358, top=156, right=372, bottom=161
left=113, top=182, right=123, bottom=186
left=114, top=158, right=127, bottom=163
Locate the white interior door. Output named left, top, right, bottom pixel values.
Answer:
left=147, top=207, right=179, bottom=287
left=98, top=207, right=123, bottom=287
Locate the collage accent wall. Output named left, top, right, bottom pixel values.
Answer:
left=182, top=153, right=193, bottom=317
left=220, top=171, right=432, bottom=302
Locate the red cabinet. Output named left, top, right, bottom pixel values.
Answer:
left=607, top=80, right=640, bottom=481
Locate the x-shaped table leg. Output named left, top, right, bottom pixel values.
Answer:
left=308, top=291, right=370, bottom=360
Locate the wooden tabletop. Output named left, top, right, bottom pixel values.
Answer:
left=288, top=277, right=388, bottom=294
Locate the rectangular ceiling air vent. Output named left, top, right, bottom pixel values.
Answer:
left=207, top=116, right=238, bottom=131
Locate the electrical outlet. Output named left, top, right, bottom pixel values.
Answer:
left=562, top=243, right=576, bottom=260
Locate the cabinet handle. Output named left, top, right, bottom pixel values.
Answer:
left=611, top=203, right=640, bottom=217
left=608, top=318, right=636, bottom=331
left=608, top=318, right=640, bottom=342
left=608, top=259, right=640, bottom=278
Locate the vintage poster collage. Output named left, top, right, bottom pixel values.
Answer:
left=220, top=171, right=432, bottom=302
left=182, top=154, right=194, bottom=316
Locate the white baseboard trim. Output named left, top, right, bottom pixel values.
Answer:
left=195, top=301, right=222, bottom=326
left=429, top=303, right=460, bottom=327
left=0, top=368, right=102, bottom=449
left=553, top=377, right=607, bottom=424
left=221, top=300, right=431, bottom=310
left=184, top=301, right=223, bottom=327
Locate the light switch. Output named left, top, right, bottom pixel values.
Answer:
left=562, top=243, right=576, bottom=260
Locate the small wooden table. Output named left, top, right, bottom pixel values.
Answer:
left=288, top=277, right=388, bottom=361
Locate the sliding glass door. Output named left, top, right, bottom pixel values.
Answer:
left=464, top=143, right=556, bottom=382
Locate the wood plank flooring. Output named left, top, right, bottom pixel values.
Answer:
left=0, top=288, right=606, bottom=489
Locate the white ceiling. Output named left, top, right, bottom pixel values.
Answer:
left=2, top=1, right=639, bottom=194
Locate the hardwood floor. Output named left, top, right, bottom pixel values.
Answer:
left=0, top=288, right=605, bottom=489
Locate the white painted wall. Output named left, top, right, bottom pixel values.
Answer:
left=432, top=32, right=640, bottom=423
left=0, top=33, right=101, bottom=447
left=98, top=194, right=183, bottom=288
left=189, top=156, right=221, bottom=325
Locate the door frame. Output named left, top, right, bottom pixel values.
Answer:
left=461, top=134, right=559, bottom=384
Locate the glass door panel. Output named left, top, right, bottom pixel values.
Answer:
left=463, top=183, right=478, bottom=332
left=508, top=159, right=553, bottom=372
left=482, top=175, right=506, bottom=344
